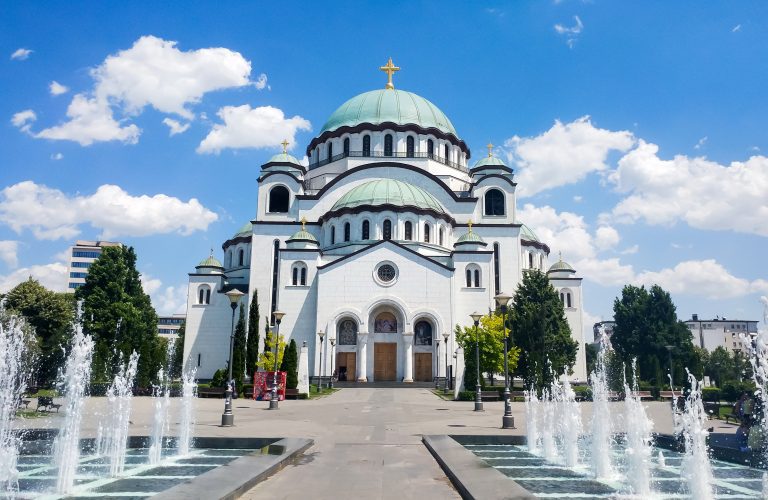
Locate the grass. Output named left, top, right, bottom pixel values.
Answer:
left=26, top=389, right=57, bottom=398
left=431, top=389, right=454, bottom=401
left=308, top=384, right=338, bottom=398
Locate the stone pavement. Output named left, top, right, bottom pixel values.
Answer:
left=16, top=388, right=737, bottom=499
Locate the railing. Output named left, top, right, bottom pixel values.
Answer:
left=308, top=150, right=468, bottom=172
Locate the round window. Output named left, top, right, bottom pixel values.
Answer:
left=377, top=264, right=396, bottom=282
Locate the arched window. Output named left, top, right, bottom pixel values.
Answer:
left=238, top=249, right=244, bottom=266
left=484, top=189, right=505, bottom=216
left=424, top=223, right=431, bottom=243
left=301, top=267, right=307, bottom=286
left=268, top=185, right=289, bottom=213
left=466, top=269, right=472, bottom=287
left=415, top=320, right=433, bottom=345
left=327, top=141, right=333, bottom=161
left=363, top=135, right=371, bottom=156
left=427, top=139, right=434, bottom=158
left=344, top=222, right=351, bottom=242
left=560, top=292, right=565, bottom=303
left=343, top=137, right=350, bottom=156
left=291, top=262, right=308, bottom=286
left=407, top=136, right=415, bottom=157
left=439, top=227, right=444, bottom=246
left=384, top=134, right=393, bottom=156
left=567, top=293, right=572, bottom=308
left=292, top=266, right=298, bottom=286
left=493, top=243, right=501, bottom=295
left=338, top=318, right=358, bottom=345
left=374, top=312, right=397, bottom=333
left=474, top=269, right=480, bottom=288
left=362, top=220, right=370, bottom=240
left=383, top=219, right=392, bottom=240
left=443, top=144, right=449, bottom=161
left=330, top=226, right=336, bottom=245
left=528, top=253, right=534, bottom=269
left=404, top=221, right=412, bottom=240
left=198, top=285, right=211, bottom=305
left=465, top=265, right=481, bottom=288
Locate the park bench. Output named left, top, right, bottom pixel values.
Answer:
left=510, top=391, right=526, bottom=401
left=18, top=396, right=31, bottom=409
left=285, top=388, right=300, bottom=400
left=659, top=391, right=677, bottom=400
left=724, top=412, right=741, bottom=424
left=36, top=396, right=62, bottom=413
left=479, top=391, right=501, bottom=401
left=632, top=391, right=653, bottom=400
left=197, top=387, right=226, bottom=398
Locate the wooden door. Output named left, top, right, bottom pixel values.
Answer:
left=336, top=352, right=356, bottom=381
left=374, top=343, right=397, bottom=381
left=414, top=353, right=432, bottom=382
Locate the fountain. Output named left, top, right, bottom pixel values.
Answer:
left=0, top=316, right=29, bottom=495
left=589, top=332, right=614, bottom=480
left=676, top=370, right=715, bottom=499
left=148, top=340, right=176, bottom=464
left=622, top=363, right=653, bottom=496
left=101, top=350, right=139, bottom=476
left=177, top=367, right=197, bottom=456
left=53, top=324, right=95, bottom=494
left=540, top=387, right=559, bottom=463
left=524, top=386, right=540, bottom=455
left=557, top=376, right=582, bottom=468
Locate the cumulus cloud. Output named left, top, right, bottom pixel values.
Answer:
left=10, top=48, right=32, bottom=60
left=26, top=35, right=255, bottom=145
left=0, top=241, right=19, bottom=268
left=49, top=81, right=69, bottom=96
left=197, top=105, right=311, bottom=154
left=0, top=181, right=218, bottom=240
left=50, top=153, right=63, bottom=160
left=554, top=16, right=583, bottom=48
left=11, top=110, right=37, bottom=133
left=505, top=116, right=634, bottom=197
left=141, top=273, right=187, bottom=314
left=606, top=141, right=768, bottom=236
left=694, top=136, right=707, bottom=150
left=635, top=260, right=768, bottom=300
left=254, top=73, right=269, bottom=90
left=162, top=117, right=190, bottom=136
left=0, top=262, right=68, bottom=293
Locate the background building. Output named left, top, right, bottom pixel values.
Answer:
left=158, top=313, right=185, bottom=340
left=66, top=240, right=122, bottom=291
left=684, top=314, right=758, bottom=353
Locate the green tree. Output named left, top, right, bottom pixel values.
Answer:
left=512, top=270, right=577, bottom=389
left=585, top=343, right=599, bottom=378
left=170, top=321, right=185, bottom=379
left=611, top=284, right=694, bottom=385
left=456, top=312, right=519, bottom=385
left=4, top=278, right=75, bottom=386
left=281, top=339, right=299, bottom=389
left=257, top=328, right=286, bottom=371
left=231, top=306, right=247, bottom=382
left=75, top=246, right=164, bottom=387
left=246, top=289, right=260, bottom=377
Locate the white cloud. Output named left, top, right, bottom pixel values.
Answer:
left=573, top=195, right=583, bottom=203
left=606, top=141, right=768, bottom=236
left=0, top=241, right=19, bottom=268
left=0, top=181, right=218, bottom=240
left=162, top=118, right=190, bottom=136
left=594, top=226, right=620, bottom=251
left=635, top=260, right=768, bottom=300
left=505, top=116, right=634, bottom=197
left=732, top=24, right=742, bottom=33
left=10, top=48, right=32, bottom=61
left=26, top=35, right=255, bottom=146
left=50, top=153, right=63, bottom=160
left=620, top=244, right=639, bottom=255
left=554, top=16, right=584, bottom=48
left=694, top=136, right=707, bottom=150
left=582, top=310, right=602, bottom=343
left=197, top=105, right=311, bottom=154
left=11, top=110, right=37, bottom=133
left=0, top=262, right=68, bottom=293
left=141, top=273, right=187, bottom=314
left=254, top=73, right=269, bottom=90
left=300, top=155, right=309, bottom=167
left=49, top=81, right=69, bottom=96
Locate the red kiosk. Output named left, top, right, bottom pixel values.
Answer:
left=252, top=371, right=286, bottom=401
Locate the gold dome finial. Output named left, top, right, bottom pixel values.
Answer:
left=486, top=143, right=494, bottom=157
left=281, top=139, right=289, bottom=154
left=300, top=216, right=307, bottom=231
left=559, top=251, right=563, bottom=262
left=379, top=57, right=400, bottom=90
left=468, top=220, right=473, bottom=233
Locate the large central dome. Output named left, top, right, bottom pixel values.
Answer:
left=320, top=89, right=457, bottom=137
left=331, top=179, right=445, bottom=214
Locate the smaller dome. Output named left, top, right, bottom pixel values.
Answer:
left=473, top=155, right=508, bottom=169
left=267, top=152, right=302, bottom=165
left=331, top=179, right=445, bottom=214
left=548, top=259, right=575, bottom=274
left=520, top=224, right=540, bottom=243
left=197, top=255, right=223, bottom=268
left=288, top=229, right=319, bottom=244
left=234, top=222, right=252, bottom=238
left=455, top=230, right=486, bottom=246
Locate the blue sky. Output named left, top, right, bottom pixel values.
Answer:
left=1, top=2, right=767, bottom=339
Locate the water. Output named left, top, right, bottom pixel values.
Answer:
left=101, top=351, right=139, bottom=476
left=525, top=387, right=540, bottom=456
left=540, top=388, right=559, bottom=463
left=148, top=368, right=170, bottom=465
left=589, top=334, right=614, bottom=480
left=177, top=368, right=197, bottom=456
left=0, top=316, right=29, bottom=495
left=622, top=366, right=653, bottom=495
left=675, top=371, right=715, bottom=499
left=556, top=377, right=581, bottom=468
left=53, top=325, right=94, bottom=494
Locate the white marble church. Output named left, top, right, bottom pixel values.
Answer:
left=183, top=59, right=588, bottom=383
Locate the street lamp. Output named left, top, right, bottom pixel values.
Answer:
left=442, top=331, right=450, bottom=393
left=494, top=292, right=515, bottom=429
left=470, top=312, right=484, bottom=412
left=665, top=345, right=675, bottom=391
left=221, top=288, right=245, bottom=426
left=329, top=335, right=336, bottom=389
left=317, top=330, right=325, bottom=392
left=435, top=336, right=442, bottom=390
left=269, top=310, right=285, bottom=410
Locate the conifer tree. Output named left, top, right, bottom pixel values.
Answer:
left=281, top=339, right=298, bottom=389
left=232, top=306, right=247, bottom=382
left=246, top=289, right=260, bottom=377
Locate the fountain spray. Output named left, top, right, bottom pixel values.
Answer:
left=622, top=361, right=653, bottom=496
left=103, top=351, right=139, bottom=476
left=676, top=370, right=714, bottom=500
left=0, top=316, right=30, bottom=495
left=589, top=331, right=614, bottom=479
left=177, top=367, right=197, bottom=456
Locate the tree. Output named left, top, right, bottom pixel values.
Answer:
left=611, top=284, right=694, bottom=385
left=282, top=339, right=298, bottom=389
left=511, top=270, right=577, bottom=389
left=455, top=312, right=519, bottom=386
left=231, top=306, right=247, bottom=382
left=585, top=343, right=599, bottom=378
left=75, top=245, right=165, bottom=387
left=257, top=328, right=286, bottom=371
left=4, top=278, right=75, bottom=386
left=170, top=321, right=185, bottom=379
left=246, top=289, right=260, bottom=378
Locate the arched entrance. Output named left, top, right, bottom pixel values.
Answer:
left=413, top=319, right=434, bottom=382
left=372, top=310, right=398, bottom=381
left=335, top=317, right=358, bottom=381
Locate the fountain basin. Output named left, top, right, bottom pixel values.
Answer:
left=14, top=434, right=312, bottom=499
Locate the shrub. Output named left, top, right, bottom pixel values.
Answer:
left=211, top=369, right=227, bottom=388
left=701, top=387, right=721, bottom=402
left=573, top=386, right=592, bottom=401
left=457, top=390, right=475, bottom=401
left=298, top=393, right=309, bottom=400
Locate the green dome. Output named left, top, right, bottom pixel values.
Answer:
left=548, top=259, right=575, bottom=274
left=455, top=230, right=486, bottom=246
left=266, top=152, right=302, bottom=165
left=520, top=224, right=540, bottom=243
left=331, top=179, right=445, bottom=214
left=234, top=222, right=252, bottom=238
left=288, top=229, right=318, bottom=243
left=473, top=155, right=508, bottom=169
left=320, top=89, right=457, bottom=137
left=197, top=255, right=223, bottom=268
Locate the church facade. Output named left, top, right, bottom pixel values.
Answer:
left=183, top=60, right=588, bottom=383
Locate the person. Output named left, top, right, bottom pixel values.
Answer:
left=735, top=392, right=749, bottom=420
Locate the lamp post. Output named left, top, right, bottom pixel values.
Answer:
left=329, top=336, right=336, bottom=389
left=434, top=337, right=441, bottom=390
left=665, top=344, right=675, bottom=391
left=317, top=330, right=325, bottom=392
left=494, top=292, right=515, bottom=429
left=269, top=310, right=285, bottom=410
left=470, top=312, right=484, bottom=412
left=442, top=332, right=450, bottom=393
left=221, top=288, right=245, bottom=426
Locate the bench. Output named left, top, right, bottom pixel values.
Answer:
left=659, top=391, right=677, bottom=400
left=724, top=413, right=741, bottom=424
left=18, top=397, right=31, bottom=409
left=479, top=391, right=501, bottom=401
left=197, top=387, right=226, bottom=398
left=510, top=391, right=526, bottom=401
left=630, top=391, right=653, bottom=400
left=36, top=397, right=62, bottom=413
left=285, top=388, right=300, bottom=399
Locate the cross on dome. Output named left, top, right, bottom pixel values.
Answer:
left=468, top=220, right=473, bottom=233
left=379, top=57, right=400, bottom=90
left=486, top=143, right=494, bottom=157
left=281, top=139, right=289, bottom=153
left=300, top=216, right=307, bottom=230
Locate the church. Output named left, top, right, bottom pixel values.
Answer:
left=182, top=59, right=588, bottom=384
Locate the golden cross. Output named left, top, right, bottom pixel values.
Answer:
left=486, top=143, right=494, bottom=157
left=559, top=251, right=563, bottom=261
left=281, top=139, right=289, bottom=153
left=468, top=220, right=473, bottom=233
left=379, top=57, right=400, bottom=90
left=300, top=217, right=307, bottom=230
left=209, top=248, right=214, bottom=257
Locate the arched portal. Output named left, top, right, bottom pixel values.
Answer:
left=367, top=304, right=405, bottom=382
